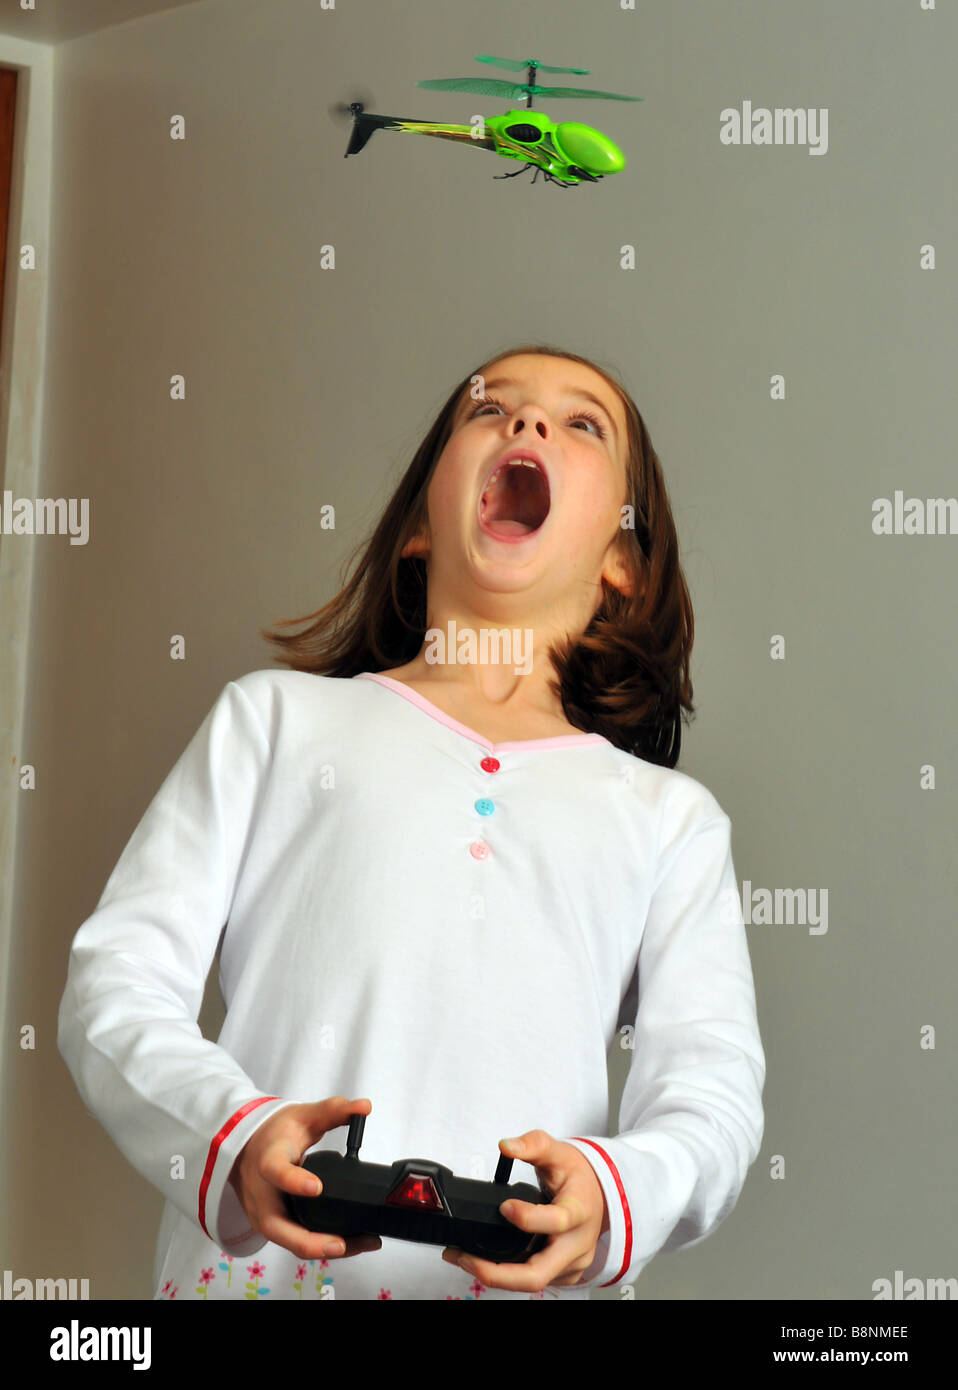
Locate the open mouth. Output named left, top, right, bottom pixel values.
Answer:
left=478, top=459, right=551, bottom=540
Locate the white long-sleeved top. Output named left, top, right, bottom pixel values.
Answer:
left=57, top=668, right=765, bottom=1301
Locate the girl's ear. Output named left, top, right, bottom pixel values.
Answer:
left=603, top=539, right=641, bottom=601
left=401, top=529, right=429, bottom=560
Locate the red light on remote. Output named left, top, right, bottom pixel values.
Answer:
left=386, top=1172, right=443, bottom=1211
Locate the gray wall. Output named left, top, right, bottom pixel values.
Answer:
left=2, top=0, right=956, bottom=1300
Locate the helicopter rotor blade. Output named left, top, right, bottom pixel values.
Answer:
left=416, top=77, right=642, bottom=103
left=532, top=84, right=642, bottom=101
left=474, top=54, right=590, bottom=75
left=416, top=77, right=534, bottom=99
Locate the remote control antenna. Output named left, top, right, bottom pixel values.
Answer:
left=494, top=1152, right=514, bottom=1185
left=346, top=1113, right=366, bottom=1159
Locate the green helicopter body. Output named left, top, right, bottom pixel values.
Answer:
left=341, top=55, right=641, bottom=187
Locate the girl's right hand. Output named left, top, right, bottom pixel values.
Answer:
left=228, top=1095, right=383, bottom=1261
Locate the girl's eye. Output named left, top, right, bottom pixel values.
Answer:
left=467, top=395, right=606, bottom=441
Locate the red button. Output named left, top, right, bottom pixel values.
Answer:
left=480, top=757, right=500, bottom=773
left=469, top=841, right=490, bottom=860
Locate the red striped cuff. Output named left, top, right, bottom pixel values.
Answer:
left=572, top=1137, right=633, bottom=1286
left=198, top=1097, right=281, bottom=1239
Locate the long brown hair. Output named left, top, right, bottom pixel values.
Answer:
left=260, top=343, right=695, bottom=767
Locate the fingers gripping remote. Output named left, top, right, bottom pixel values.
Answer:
left=285, top=1114, right=550, bottom=1263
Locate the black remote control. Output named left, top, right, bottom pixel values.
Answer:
left=285, top=1114, right=550, bottom=1263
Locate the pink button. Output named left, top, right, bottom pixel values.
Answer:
left=469, top=841, right=490, bottom=860
left=480, top=757, right=500, bottom=774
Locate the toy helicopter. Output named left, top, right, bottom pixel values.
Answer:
left=337, top=54, right=642, bottom=187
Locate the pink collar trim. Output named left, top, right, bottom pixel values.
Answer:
left=354, top=672, right=610, bottom=754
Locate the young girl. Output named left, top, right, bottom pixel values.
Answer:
left=57, top=343, right=765, bottom=1302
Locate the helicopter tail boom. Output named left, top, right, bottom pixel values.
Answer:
left=344, top=106, right=497, bottom=158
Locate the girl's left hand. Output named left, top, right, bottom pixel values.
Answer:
left=441, top=1130, right=610, bottom=1293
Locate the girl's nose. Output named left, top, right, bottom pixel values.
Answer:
left=510, top=410, right=549, bottom=438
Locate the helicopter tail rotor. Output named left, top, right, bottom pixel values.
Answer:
left=327, top=89, right=376, bottom=128
left=328, top=91, right=394, bottom=158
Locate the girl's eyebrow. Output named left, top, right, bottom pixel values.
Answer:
left=461, top=375, right=620, bottom=447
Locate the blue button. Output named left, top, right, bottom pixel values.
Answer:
left=475, top=799, right=495, bottom=816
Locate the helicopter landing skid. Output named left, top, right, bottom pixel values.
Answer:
left=493, top=163, right=576, bottom=187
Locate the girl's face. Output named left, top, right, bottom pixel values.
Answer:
left=404, top=354, right=636, bottom=626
